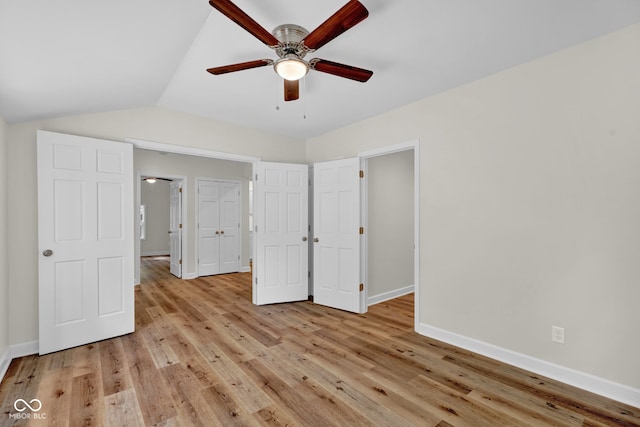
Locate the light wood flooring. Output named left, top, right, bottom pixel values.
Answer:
left=1, top=256, right=638, bottom=426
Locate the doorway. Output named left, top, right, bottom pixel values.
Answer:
left=359, top=141, right=419, bottom=320
left=136, top=172, right=186, bottom=284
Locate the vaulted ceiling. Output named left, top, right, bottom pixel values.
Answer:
left=1, top=0, right=639, bottom=139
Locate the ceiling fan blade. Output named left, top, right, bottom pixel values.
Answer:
left=303, top=0, right=369, bottom=51
left=284, top=79, right=299, bottom=102
left=207, top=59, right=272, bottom=75
left=310, top=59, right=373, bottom=82
left=209, top=0, right=279, bottom=47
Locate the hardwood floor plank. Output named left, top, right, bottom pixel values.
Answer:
left=196, top=341, right=274, bottom=414
left=99, top=339, right=132, bottom=397
left=120, top=333, right=178, bottom=425
left=34, top=366, right=74, bottom=426
left=104, top=388, right=145, bottom=427
left=69, top=372, right=105, bottom=426
left=1, top=257, right=638, bottom=426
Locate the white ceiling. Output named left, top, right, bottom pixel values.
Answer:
left=1, top=0, right=639, bottom=140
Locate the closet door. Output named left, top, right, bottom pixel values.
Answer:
left=197, top=180, right=221, bottom=276
left=220, top=181, right=240, bottom=274
left=197, top=179, right=241, bottom=277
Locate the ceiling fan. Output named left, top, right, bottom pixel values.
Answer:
left=206, top=0, right=373, bottom=102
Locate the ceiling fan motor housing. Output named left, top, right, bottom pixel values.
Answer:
left=272, top=24, right=310, bottom=59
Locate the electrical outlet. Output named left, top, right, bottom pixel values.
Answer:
left=552, top=326, right=565, bottom=344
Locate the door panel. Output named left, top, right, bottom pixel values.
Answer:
left=198, top=180, right=221, bottom=276
left=197, top=179, right=241, bottom=276
left=169, top=181, right=182, bottom=278
left=220, top=182, right=240, bottom=273
left=253, top=162, right=308, bottom=305
left=38, top=130, right=134, bottom=355
left=313, top=157, right=363, bottom=313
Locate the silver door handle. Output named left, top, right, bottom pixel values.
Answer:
left=302, top=236, right=307, bottom=241
left=43, top=249, right=53, bottom=257
left=313, top=238, right=319, bottom=243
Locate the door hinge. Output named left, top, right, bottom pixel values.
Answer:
left=179, top=259, right=182, bottom=265
left=179, top=187, right=183, bottom=193
left=359, top=170, right=364, bottom=178
left=255, top=173, right=258, bottom=181
left=179, top=223, right=182, bottom=229
left=359, top=227, right=364, bottom=235
left=238, top=255, right=240, bottom=260
left=359, top=283, right=364, bottom=292
left=255, top=277, right=258, bottom=284
left=308, top=271, right=311, bottom=278
left=255, top=225, right=258, bottom=232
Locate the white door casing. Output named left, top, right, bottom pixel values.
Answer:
left=253, top=162, right=309, bottom=305
left=197, top=179, right=241, bottom=277
left=313, top=157, right=363, bottom=313
left=169, top=180, right=182, bottom=278
left=37, top=130, right=134, bottom=355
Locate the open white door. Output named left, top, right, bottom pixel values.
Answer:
left=169, top=180, right=182, bottom=278
left=37, top=131, right=134, bottom=355
left=253, top=162, right=309, bottom=305
left=313, top=157, right=363, bottom=313
left=198, top=180, right=221, bottom=276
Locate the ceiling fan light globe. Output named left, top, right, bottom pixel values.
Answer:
left=275, top=57, right=308, bottom=81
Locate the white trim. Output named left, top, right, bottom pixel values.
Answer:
left=416, top=323, right=640, bottom=408
left=183, top=272, right=197, bottom=280
left=359, top=141, right=418, bottom=158
left=141, top=251, right=170, bottom=257
left=240, top=266, right=251, bottom=273
left=367, top=285, right=414, bottom=306
left=0, top=347, right=10, bottom=383
left=11, top=341, right=39, bottom=358
left=127, top=138, right=261, bottom=163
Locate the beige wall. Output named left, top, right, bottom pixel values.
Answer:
left=140, top=179, right=171, bottom=256
left=307, top=24, right=640, bottom=389
left=135, top=149, right=252, bottom=275
left=367, top=150, right=414, bottom=299
left=6, top=108, right=304, bottom=346
left=0, top=116, right=8, bottom=362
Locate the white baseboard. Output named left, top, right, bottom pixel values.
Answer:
left=11, top=341, right=39, bottom=359
left=240, top=266, right=251, bottom=273
left=0, top=347, right=10, bottom=383
left=141, top=251, right=169, bottom=257
left=368, top=285, right=414, bottom=306
left=416, top=323, right=640, bottom=408
left=183, top=272, right=197, bottom=280
left=0, top=341, right=39, bottom=384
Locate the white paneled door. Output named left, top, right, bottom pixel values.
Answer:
left=253, top=162, right=309, bottom=305
left=313, top=158, right=363, bottom=313
left=220, top=182, right=240, bottom=274
left=197, top=179, right=240, bottom=277
left=169, top=180, right=182, bottom=278
left=37, top=131, right=134, bottom=355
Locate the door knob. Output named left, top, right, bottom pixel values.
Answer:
left=313, top=238, right=319, bottom=243
left=215, top=231, right=219, bottom=235
left=302, top=236, right=308, bottom=241
left=42, top=249, right=53, bottom=257
left=220, top=230, right=225, bottom=234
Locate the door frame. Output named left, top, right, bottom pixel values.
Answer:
left=358, top=140, right=420, bottom=328
left=135, top=171, right=187, bottom=284
left=195, top=177, right=243, bottom=278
